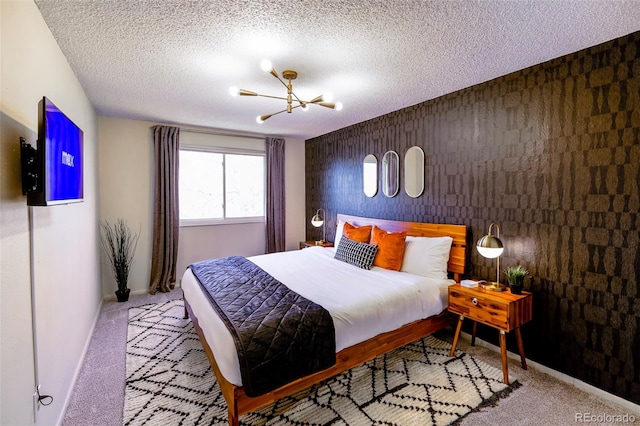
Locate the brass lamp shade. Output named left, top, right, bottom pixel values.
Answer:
left=311, top=214, right=323, bottom=227
left=477, top=236, right=504, bottom=258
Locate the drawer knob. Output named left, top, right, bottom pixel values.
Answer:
left=472, top=297, right=478, bottom=306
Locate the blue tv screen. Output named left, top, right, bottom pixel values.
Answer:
left=28, top=97, right=84, bottom=206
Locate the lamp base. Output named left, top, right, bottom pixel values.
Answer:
left=481, top=282, right=507, bottom=292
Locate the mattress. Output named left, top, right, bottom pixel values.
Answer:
left=182, top=246, right=453, bottom=386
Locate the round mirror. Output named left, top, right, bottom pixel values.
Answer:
left=363, top=154, right=378, bottom=197
left=382, top=150, right=399, bottom=197
left=404, top=146, right=424, bottom=197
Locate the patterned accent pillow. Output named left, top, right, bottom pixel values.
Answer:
left=334, top=236, right=379, bottom=270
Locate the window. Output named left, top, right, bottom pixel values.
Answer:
left=179, top=146, right=265, bottom=225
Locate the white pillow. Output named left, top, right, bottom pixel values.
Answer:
left=333, top=220, right=345, bottom=244
left=400, top=236, right=453, bottom=279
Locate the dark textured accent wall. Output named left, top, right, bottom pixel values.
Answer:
left=305, top=32, right=640, bottom=403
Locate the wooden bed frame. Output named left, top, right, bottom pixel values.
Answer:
left=184, top=214, right=468, bottom=425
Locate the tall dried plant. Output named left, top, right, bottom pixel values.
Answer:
left=99, top=219, right=140, bottom=292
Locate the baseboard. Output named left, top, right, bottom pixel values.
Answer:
left=459, top=331, right=640, bottom=415
left=56, top=296, right=105, bottom=426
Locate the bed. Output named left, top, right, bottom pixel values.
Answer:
left=182, top=213, right=467, bottom=425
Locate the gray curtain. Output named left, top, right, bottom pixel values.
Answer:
left=149, top=125, right=180, bottom=294
left=265, top=137, right=285, bottom=253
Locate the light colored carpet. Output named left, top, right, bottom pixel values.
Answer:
left=123, top=299, right=519, bottom=425
left=61, top=290, right=638, bottom=426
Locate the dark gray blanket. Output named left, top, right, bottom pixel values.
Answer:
left=189, top=256, right=336, bottom=397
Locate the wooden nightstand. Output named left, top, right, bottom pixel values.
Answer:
left=299, top=240, right=334, bottom=249
left=448, top=283, right=533, bottom=384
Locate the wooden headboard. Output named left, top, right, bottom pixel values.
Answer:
left=336, top=213, right=467, bottom=282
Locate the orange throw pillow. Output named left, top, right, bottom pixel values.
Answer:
left=342, top=222, right=373, bottom=243
left=370, top=226, right=407, bottom=271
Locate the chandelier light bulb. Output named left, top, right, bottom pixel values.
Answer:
left=260, top=59, right=273, bottom=72
left=256, top=115, right=264, bottom=124
left=334, top=101, right=343, bottom=111
left=301, top=103, right=309, bottom=111
left=229, top=86, right=240, bottom=97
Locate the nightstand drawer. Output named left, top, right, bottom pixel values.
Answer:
left=448, top=287, right=532, bottom=331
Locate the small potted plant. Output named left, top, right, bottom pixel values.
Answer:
left=504, top=265, right=528, bottom=294
left=99, top=219, right=139, bottom=302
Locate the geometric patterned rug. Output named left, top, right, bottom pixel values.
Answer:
left=124, top=299, right=520, bottom=425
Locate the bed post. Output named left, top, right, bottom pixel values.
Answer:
left=228, top=404, right=239, bottom=426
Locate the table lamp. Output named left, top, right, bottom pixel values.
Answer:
left=477, top=222, right=505, bottom=291
left=311, top=208, right=325, bottom=244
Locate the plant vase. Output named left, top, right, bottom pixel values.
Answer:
left=508, top=276, right=524, bottom=294
left=100, top=219, right=139, bottom=304
left=504, top=265, right=528, bottom=295
left=115, top=288, right=130, bottom=302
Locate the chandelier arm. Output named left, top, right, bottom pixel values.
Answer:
left=260, top=104, right=304, bottom=121
left=271, top=73, right=290, bottom=90
left=267, top=104, right=303, bottom=116
left=248, top=92, right=321, bottom=108
left=266, top=108, right=288, bottom=118
left=254, top=93, right=289, bottom=101
left=284, top=94, right=324, bottom=106
left=317, top=102, right=337, bottom=109
left=289, top=90, right=306, bottom=105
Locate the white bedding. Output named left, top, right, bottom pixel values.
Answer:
left=182, top=246, right=454, bottom=386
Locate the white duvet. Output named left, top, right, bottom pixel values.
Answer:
left=181, top=246, right=453, bottom=386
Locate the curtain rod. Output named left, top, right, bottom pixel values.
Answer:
left=180, top=128, right=268, bottom=141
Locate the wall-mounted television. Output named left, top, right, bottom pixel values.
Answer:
left=22, top=97, right=84, bottom=206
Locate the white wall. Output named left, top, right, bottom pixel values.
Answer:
left=0, top=2, right=101, bottom=425
left=97, top=117, right=155, bottom=297
left=98, top=117, right=307, bottom=293
left=176, top=222, right=266, bottom=274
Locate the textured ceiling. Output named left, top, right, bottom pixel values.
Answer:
left=35, top=0, right=640, bottom=140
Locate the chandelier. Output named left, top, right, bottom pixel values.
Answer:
left=229, top=60, right=343, bottom=124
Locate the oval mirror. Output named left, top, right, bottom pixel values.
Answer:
left=382, top=150, right=399, bottom=197
left=404, top=146, right=425, bottom=197
left=363, top=154, right=378, bottom=197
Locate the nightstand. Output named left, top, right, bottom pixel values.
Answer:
left=299, top=240, right=334, bottom=249
left=448, top=283, right=533, bottom=384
